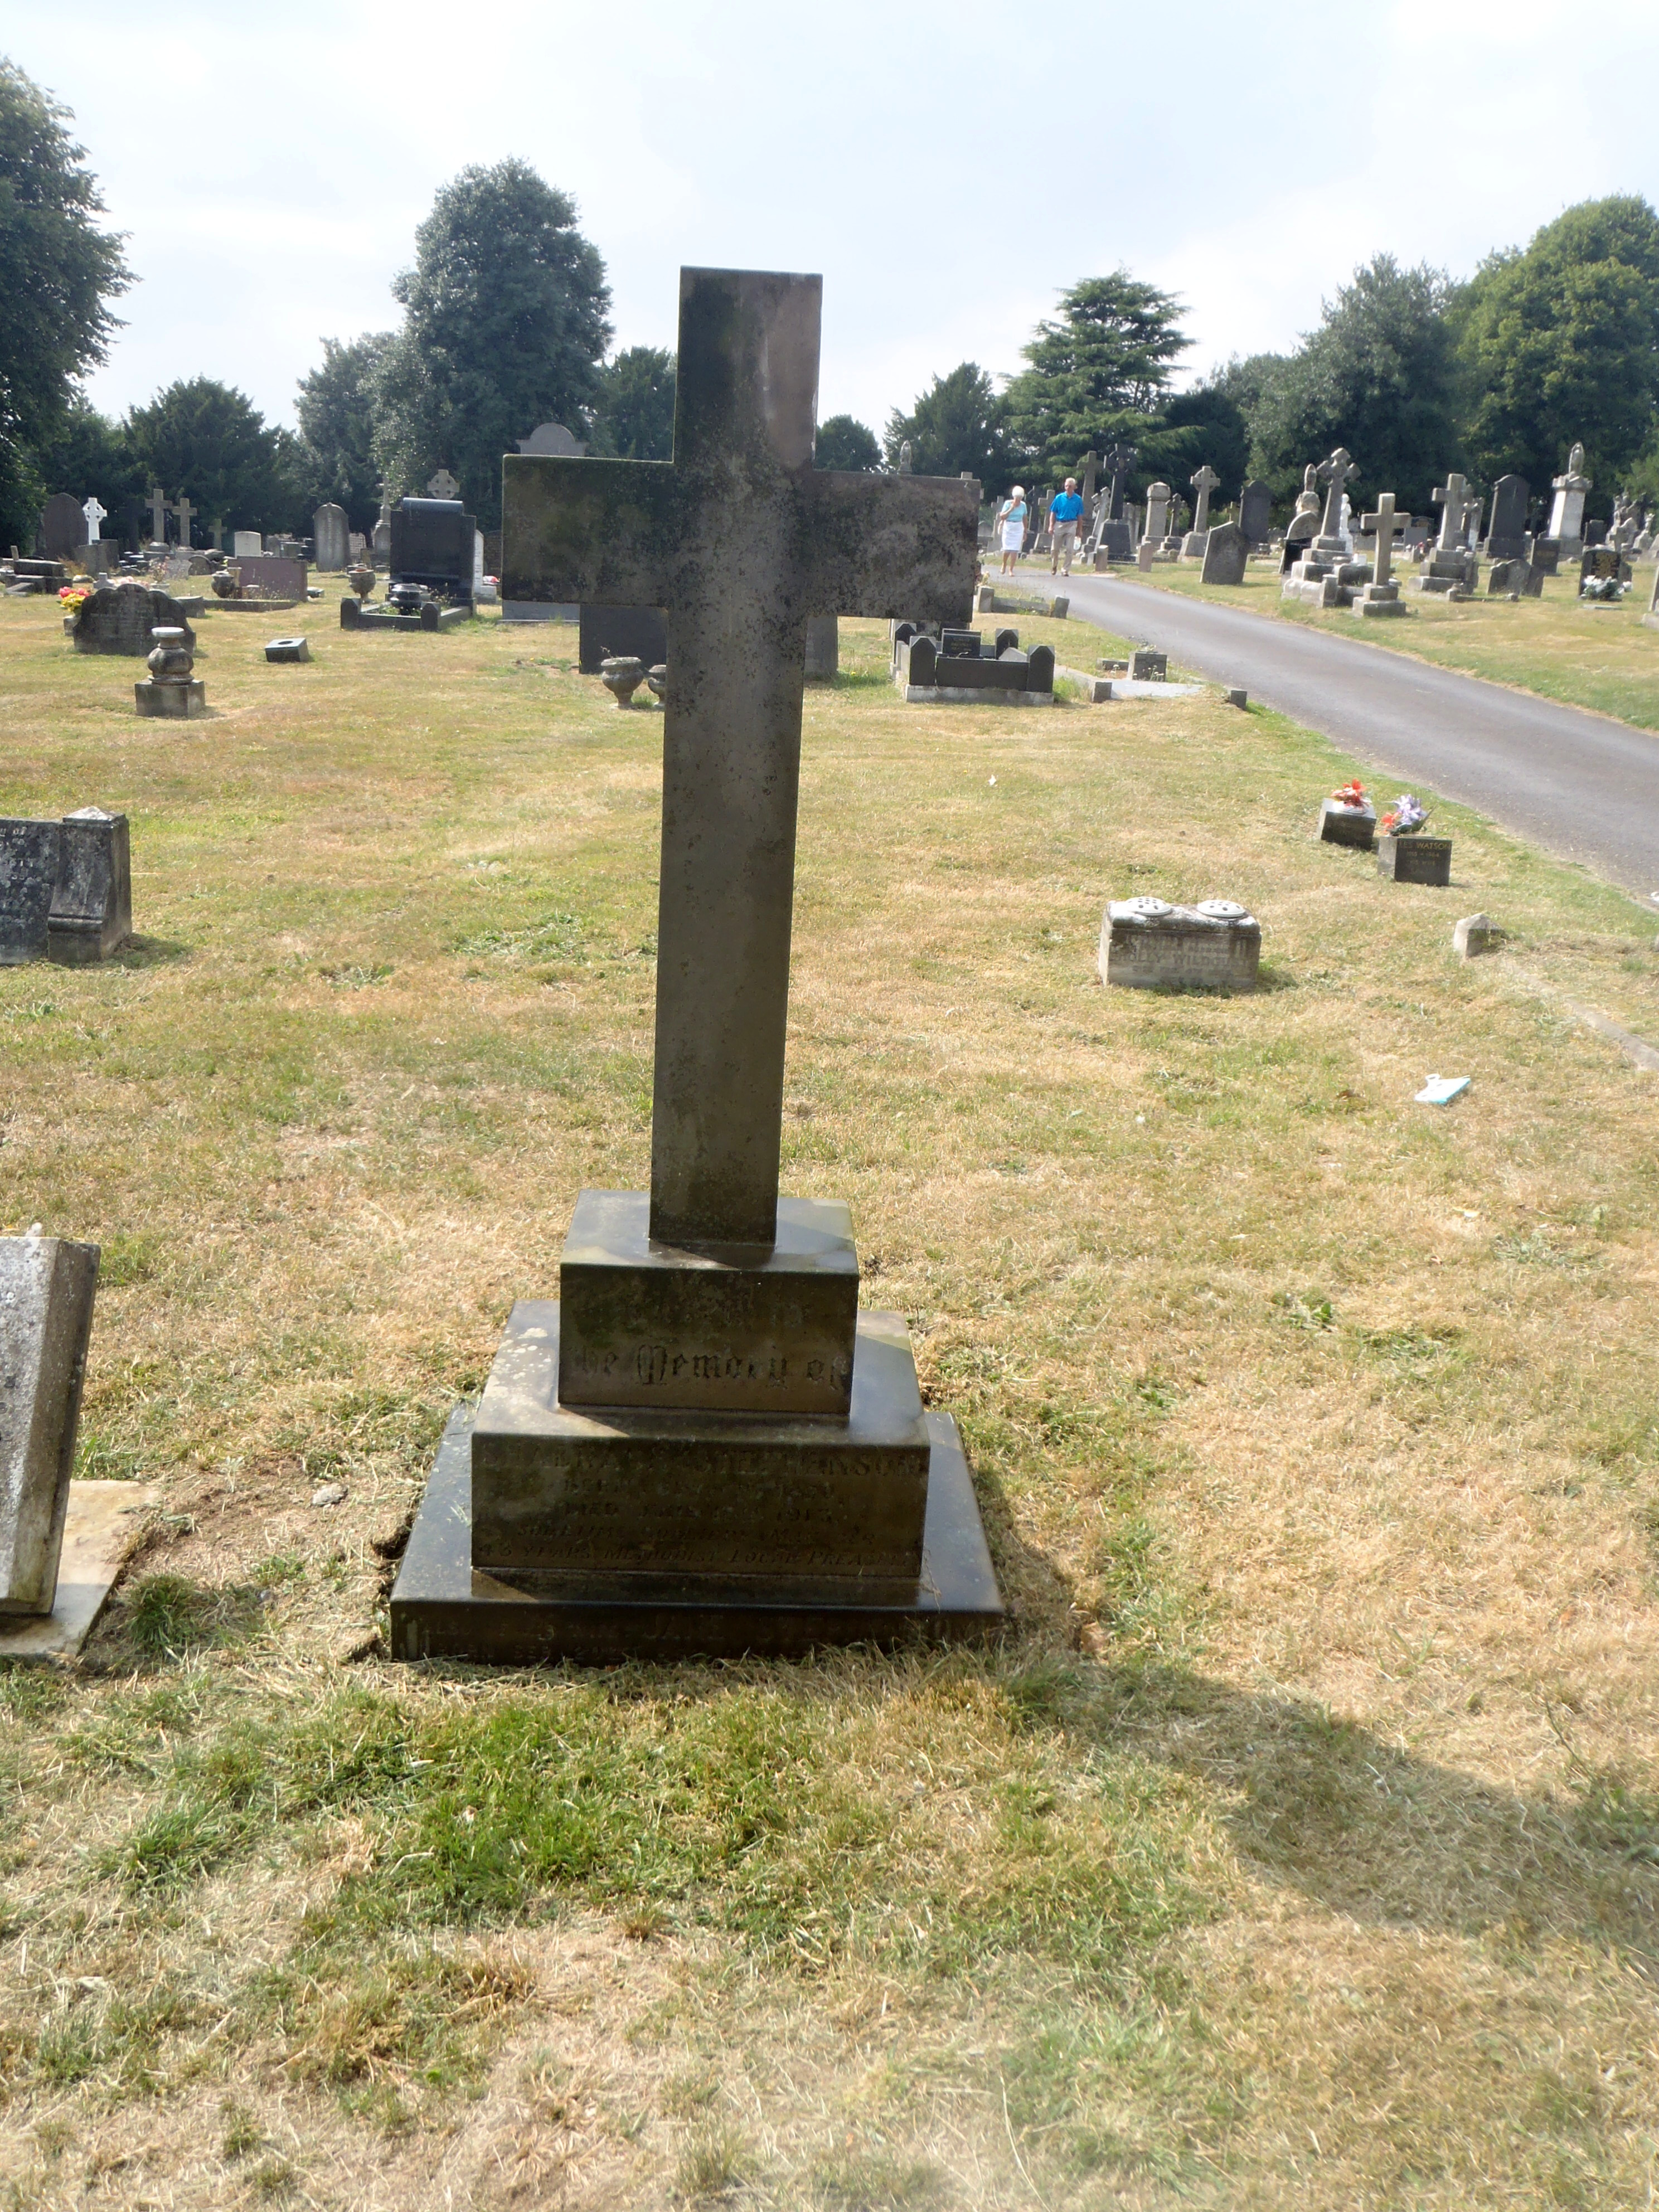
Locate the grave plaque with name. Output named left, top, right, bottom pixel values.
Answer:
left=0, top=1233, right=100, bottom=1615
left=1377, top=834, right=1452, bottom=886
left=1099, top=898, right=1261, bottom=991
left=392, top=265, right=1001, bottom=1663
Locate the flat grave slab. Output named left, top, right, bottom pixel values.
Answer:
left=0, top=1483, right=157, bottom=1662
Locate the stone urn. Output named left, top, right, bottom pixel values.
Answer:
left=387, top=581, right=425, bottom=615
left=347, top=564, right=376, bottom=603
left=210, top=568, right=238, bottom=599
left=135, top=627, right=206, bottom=719
left=645, top=663, right=667, bottom=706
left=147, top=628, right=195, bottom=685
left=600, top=654, right=646, bottom=707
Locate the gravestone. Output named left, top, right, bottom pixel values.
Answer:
left=1488, top=557, right=1541, bottom=598
left=393, top=264, right=1000, bottom=1664
left=894, top=629, right=1054, bottom=702
left=0, top=810, right=130, bottom=965
left=1548, top=442, right=1590, bottom=553
left=312, top=503, right=350, bottom=571
left=1143, top=482, right=1171, bottom=542
left=1238, top=480, right=1273, bottom=546
left=39, top=493, right=87, bottom=563
left=1182, top=463, right=1219, bottom=557
left=390, top=498, right=475, bottom=601
left=1352, top=492, right=1409, bottom=618
left=232, top=531, right=263, bottom=559
left=804, top=613, right=838, bottom=680
left=425, top=468, right=461, bottom=501
left=1099, top=898, right=1260, bottom=991
left=1377, top=834, right=1452, bottom=886
left=233, top=555, right=306, bottom=600
left=70, top=583, right=195, bottom=656
left=579, top=604, right=668, bottom=673
left=517, top=422, right=585, bottom=456
left=1413, top=474, right=1479, bottom=596
left=171, top=495, right=195, bottom=550
left=1199, top=521, right=1249, bottom=585
left=145, top=487, right=167, bottom=546
left=81, top=496, right=107, bottom=545
left=1487, top=474, right=1530, bottom=559
left=1320, top=792, right=1376, bottom=846
left=0, top=1233, right=100, bottom=1615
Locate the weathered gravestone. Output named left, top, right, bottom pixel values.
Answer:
left=1238, top=480, right=1273, bottom=546
left=804, top=613, right=838, bottom=680
left=1099, top=898, right=1261, bottom=991
left=1352, top=492, right=1410, bottom=617
left=0, top=1232, right=99, bottom=1616
left=517, top=422, right=585, bottom=457
left=390, top=498, right=475, bottom=603
left=312, top=503, right=350, bottom=571
left=1182, top=464, right=1220, bottom=557
left=232, top=531, right=263, bottom=559
left=1486, top=474, right=1530, bottom=560
left=1413, top=474, right=1479, bottom=595
left=1199, top=521, right=1249, bottom=585
left=0, top=809, right=130, bottom=967
left=1549, top=442, right=1590, bottom=554
left=231, top=555, right=307, bottom=601
left=71, top=583, right=196, bottom=657
left=39, top=493, right=88, bottom=564
left=392, top=265, right=1000, bottom=1663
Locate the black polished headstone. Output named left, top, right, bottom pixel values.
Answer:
left=1238, top=481, right=1273, bottom=546
left=39, top=494, right=87, bottom=562
left=1486, top=474, right=1530, bottom=560
left=390, top=497, right=476, bottom=601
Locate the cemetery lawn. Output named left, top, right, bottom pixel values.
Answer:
left=1108, top=554, right=1659, bottom=734
left=6, top=583, right=1659, bottom=2209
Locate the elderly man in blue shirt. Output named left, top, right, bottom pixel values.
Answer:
left=1048, top=477, right=1085, bottom=576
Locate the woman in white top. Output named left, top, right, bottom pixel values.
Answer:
left=996, top=486, right=1027, bottom=574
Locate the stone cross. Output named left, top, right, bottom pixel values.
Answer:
left=426, top=468, right=460, bottom=500
left=502, top=266, right=975, bottom=1248
left=1189, top=463, right=1220, bottom=536
left=1432, top=473, right=1472, bottom=550
left=1080, top=449, right=1099, bottom=506
left=81, top=497, right=106, bottom=543
left=1362, top=493, right=1406, bottom=588
left=171, top=494, right=193, bottom=550
left=1317, top=449, right=1359, bottom=539
left=147, top=486, right=167, bottom=544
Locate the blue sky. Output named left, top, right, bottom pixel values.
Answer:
left=6, top=0, right=1659, bottom=436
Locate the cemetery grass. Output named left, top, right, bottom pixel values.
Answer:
left=1111, top=554, right=1659, bottom=735
left=2, top=588, right=1659, bottom=2208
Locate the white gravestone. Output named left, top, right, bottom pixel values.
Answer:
left=232, top=531, right=263, bottom=559
left=1548, top=442, right=1590, bottom=552
left=81, top=497, right=106, bottom=544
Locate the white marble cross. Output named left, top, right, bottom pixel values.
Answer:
left=81, top=497, right=106, bottom=542
left=1317, top=449, right=1359, bottom=539
left=1362, top=493, right=1405, bottom=587
left=148, top=486, right=167, bottom=543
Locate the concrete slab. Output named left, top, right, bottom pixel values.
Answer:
left=0, top=1482, right=157, bottom=1662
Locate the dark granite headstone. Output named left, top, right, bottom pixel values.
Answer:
left=0, top=811, right=129, bottom=964
left=1377, top=834, right=1452, bottom=886
left=71, top=584, right=195, bottom=657
left=390, top=497, right=476, bottom=601
left=1238, top=481, right=1273, bottom=546
left=1199, top=521, right=1249, bottom=585
left=1531, top=537, right=1561, bottom=575
left=1584, top=518, right=1607, bottom=546
left=578, top=603, right=668, bottom=674
left=39, top=494, right=87, bottom=563
left=234, top=555, right=307, bottom=599
left=1486, top=474, right=1530, bottom=560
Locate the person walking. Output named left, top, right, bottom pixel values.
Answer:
left=1049, top=477, right=1084, bottom=576
left=996, top=486, right=1027, bottom=576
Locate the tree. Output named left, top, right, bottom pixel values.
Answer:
left=373, top=161, right=612, bottom=529
left=1135, top=383, right=1251, bottom=511
left=295, top=334, right=390, bottom=533
left=1001, top=275, right=1188, bottom=483
left=127, top=379, right=298, bottom=540
left=1243, top=256, right=1461, bottom=516
left=0, top=60, right=130, bottom=544
left=882, top=364, right=1012, bottom=489
left=1454, top=196, right=1659, bottom=496
left=592, top=345, right=676, bottom=460
left=814, top=413, right=880, bottom=472
left=31, top=394, right=145, bottom=526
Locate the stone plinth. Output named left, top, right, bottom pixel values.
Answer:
left=0, top=1234, right=99, bottom=1614
left=1100, top=898, right=1260, bottom=991
left=135, top=678, right=205, bottom=717
left=1413, top=550, right=1477, bottom=597
left=1378, top=835, right=1452, bottom=886
left=1319, top=797, right=1376, bottom=846
left=1352, top=579, right=1408, bottom=618
left=556, top=1190, right=858, bottom=1417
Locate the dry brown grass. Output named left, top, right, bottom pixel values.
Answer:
left=2, top=584, right=1659, bottom=2206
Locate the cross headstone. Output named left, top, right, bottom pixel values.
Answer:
left=502, top=266, right=975, bottom=1246
left=1189, top=463, right=1220, bottom=536
left=1079, top=449, right=1099, bottom=507
left=81, top=497, right=107, bottom=544
left=1432, top=472, right=1472, bottom=551
left=171, top=494, right=193, bottom=550
left=426, top=468, right=461, bottom=501
left=147, top=487, right=167, bottom=545
left=1317, top=449, right=1359, bottom=540
left=1362, top=493, right=1406, bottom=589
left=1103, top=442, right=1136, bottom=520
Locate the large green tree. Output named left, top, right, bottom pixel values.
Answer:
left=882, top=363, right=1011, bottom=490
left=127, top=378, right=298, bottom=541
left=373, top=161, right=611, bottom=529
left=32, top=394, right=145, bottom=530
left=1243, top=255, right=1461, bottom=516
left=1135, top=383, right=1251, bottom=510
left=0, top=60, right=130, bottom=545
left=1001, top=275, right=1188, bottom=483
left=1454, top=196, right=1659, bottom=496
left=295, top=334, right=389, bottom=533
left=814, top=413, right=880, bottom=472
left=591, top=345, right=676, bottom=460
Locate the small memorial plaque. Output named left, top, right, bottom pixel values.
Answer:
left=1377, top=834, right=1452, bottom=886
left=1100, top=897, right=1261, bottom=991
left=1319, top=795, right=1376, bottom=847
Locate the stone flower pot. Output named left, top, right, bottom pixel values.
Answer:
left=600, top=654, right=646, bottom=707
left=146, top=628, right=195, bottom=683
left=646, top=663, right=667, bottom=705
left=210, top=569, right=238, bottom=599
left=347, top=565, right=376, bottom=602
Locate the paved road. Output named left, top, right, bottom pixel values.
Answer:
left=1051, top=570, right=1659, bottom=898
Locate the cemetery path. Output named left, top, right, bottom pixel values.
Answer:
left=1061, top=573, right=1659, bottom=899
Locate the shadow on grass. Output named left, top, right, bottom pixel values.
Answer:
left=113, top=935, right=191, bottom=969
